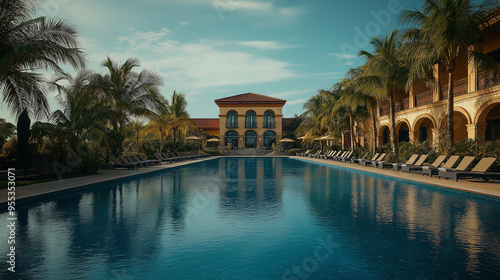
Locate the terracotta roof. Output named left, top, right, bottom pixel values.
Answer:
left=191, top=118, right=219, bottom=130
left=215, top=93, right=286, bottom=105
left=282, top=118, right=299, bottom=131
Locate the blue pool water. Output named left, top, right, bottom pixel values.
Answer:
left=1, top=157, right=500, bottom=279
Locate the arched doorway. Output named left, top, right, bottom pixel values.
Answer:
left=264, top=111, right=275, bottom=128
left=245, top=131, right=257, bottom=148
left=245, top=111, right=257, bottom=128
left=225, top=131, right=238, bottom=149
left=439, top=111, right=469, bottom=142
left=397, top=121, right=410, bottom=143
left=380, top=126, right=390, bottom=145
left=414, top=116, right=436, bottom=146
left=485, top=103, right=500, bottom=141
left=263, top=130, right=276, bottom=148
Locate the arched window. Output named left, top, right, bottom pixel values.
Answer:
left=245, top=130, right=257, bottom=148
left=225, top=131, right=238, bottom=149
left=263, top=130, right=276, bottom=148
left=263, top=111, right=275, bottom=128
left=245, top=111, right=257, bottom=128
left=227, top=111, right=238, bottom=128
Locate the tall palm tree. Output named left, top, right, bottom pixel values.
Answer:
left=0, top=0, right=85, bottom=168
left=99, top=57, right=163, bottom=131
left=358, top=30, right=409, bottom=155
left=50, top=70, right=111, bottom=164
left=331, top=79, right=369, bottom=151
left=165, top=91, right=192, bottom=154
left=349, top=66, right=386, bottom=153
left=401, top=0, right=499, bottom=156
left=130, top=119, right=146, bottom=153
left=297, top=90, right=332, bottom=142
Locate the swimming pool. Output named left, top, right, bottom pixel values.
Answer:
left=1, top=157, right=500, bottom=279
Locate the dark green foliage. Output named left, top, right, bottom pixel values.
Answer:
left=0, top=119, right=16, bottom=147
left=287, top=148, right=306, bottom=156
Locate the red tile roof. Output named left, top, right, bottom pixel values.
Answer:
left=282, top=118, right=299, bottom=131
left=215, top=93, right=286, bottom=105
left=191, top=118, right=219, bottom=130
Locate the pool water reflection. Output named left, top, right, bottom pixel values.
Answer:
left=1, top=157, right=499, bottom=279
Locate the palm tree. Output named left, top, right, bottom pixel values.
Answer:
left=358, top=30, right=409, bottom=155
left=0, top=0, right=85, bottom=168
left=98, top=57, right=163, bottom=131
left=331, top=79, right=369, bottom=151
left=401, top=0, right=499, bottom=155
left=130, top=119, right=146, bottom=153
left=296, top=90, right=332, bottom=142
left=50, top=70, right=111, bottom=165
left=349, top=66, right=385, bottom=153
left=165, top=91, right=192, bottom=154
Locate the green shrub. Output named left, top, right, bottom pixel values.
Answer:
left=204, top=150, right=221, bottom=156
left=288, top=148, right=306, bottom=155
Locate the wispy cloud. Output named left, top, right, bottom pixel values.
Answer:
left=236, top=41, right=292, bottom=50
left=112, top=28, right=297, bottom=93
left=287, top=97, right=309, bottom=106
left=179, top=21, right=190, bottom=26
left=328, top=53, right=359, bottom=59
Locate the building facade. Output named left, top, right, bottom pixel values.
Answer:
left=373, top=15, right=500, bottom=148
left=192, top=93, right=298, bottom=149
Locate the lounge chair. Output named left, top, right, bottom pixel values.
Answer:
left=350, top=152, right=369, bottom=164
left=308, top=150, right=322, bottom=158
left=109, top=155, right=138, bottom=169
left=388, top=154, right=419, bottom=171
left=164, top=153, right=181, bottom=162
left=320, top=150, right=335, bottom=159
left=119, top=155, right=142, bottom=167
left=341, top=151, right=359, bottom=163
left=139, top=154, right=161, bottom=166
left=436, top=156, right=475, bottom=179
left=438, top=157, right=499, bottom=181
left=421, top=155, right=460, bottom=177
left=313, top=150, right=328, bottom=159
left=298, top=150, right=310, bottom=156
left=338, top=151, right=353, bottom=162
left=326, top=150, right=342, bottom=160
left=133, top=154, right=155, bottom=166
left=359, top=153, right=379, bottom=166
left=401, top=155, right=446, bottom=174
left=334, top=151, right=348, bottom=161
left=126, top=155, right=149, bottom=167
left=370, top=153, right=388, bottom=167
left=399, top=154, right=429, bottom=173
left=155, top=153, right=169, bottom=162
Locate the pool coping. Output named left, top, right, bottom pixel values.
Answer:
left=0, top=156, right=221, bottom=206
left=291, top=156, right=500, bottom=200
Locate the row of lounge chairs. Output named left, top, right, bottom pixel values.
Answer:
left=109, top=151, right=209, bottom=169
left=296, top=150, right=499, bottom=182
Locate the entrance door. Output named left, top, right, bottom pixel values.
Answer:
left=245, top=131, right=257, bottom=148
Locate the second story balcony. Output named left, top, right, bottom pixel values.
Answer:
left=263, top=121, right=275, bottom=128
left=226, top=122, right=238, bottom=128
left=245, top=122, right=257, bottom=128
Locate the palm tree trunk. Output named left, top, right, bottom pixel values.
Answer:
left=370, top=102, right=378, bottom=153
left=173, top=129, right=177, bottom=154
left=349, top=113, right=355, bottom=151
left=135, top=131, right=139, bottom=153
left=160, top=130, right=164, bottom=154
left=389, top=90, right=397, bottom=155
left=447, top=70, right=455, bottom=157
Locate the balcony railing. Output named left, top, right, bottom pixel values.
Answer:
left=395, top=98, right=409, bottom=112
left=380, top=105, right=389, bottom=116
left=478, top=69, right=500, bottom=91
left=441, top=77, right=468, bottom=99
left=263, top=122, right=275, bottom=128
left=245, top=122, right=257, bottom=128
left=416, top=90, right=433, bottom=107
left=226, top=122, right=238, bottom=128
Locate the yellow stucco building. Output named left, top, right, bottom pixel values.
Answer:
left=373, top=13, right=500, bottom=148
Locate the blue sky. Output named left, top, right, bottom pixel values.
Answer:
left=2, top=0, right=423, bottom=123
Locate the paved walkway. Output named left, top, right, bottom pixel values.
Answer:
left=0, top=157, right=220, bottom=205
left=292, top=156, right=500, bottom=199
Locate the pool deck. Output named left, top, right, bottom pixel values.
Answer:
left=292, top=156, right=500, bottom=198
left=0, top=156, right=221, bottom=205
left=2, top=155, right=500, bottom=205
